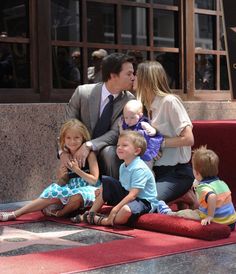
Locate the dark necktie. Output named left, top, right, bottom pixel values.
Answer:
left=93, top=95, right=114, bottom=138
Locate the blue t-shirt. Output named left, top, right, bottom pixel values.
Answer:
left=119, top=156, right=159, bottom=212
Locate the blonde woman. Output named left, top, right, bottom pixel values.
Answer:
left=134, top=61, right=196, bottom=204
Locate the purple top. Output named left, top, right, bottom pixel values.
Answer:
left=122, top=116, right=164, bottom=161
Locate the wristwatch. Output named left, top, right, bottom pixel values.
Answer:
left=85, top=141, right=93, bottom=151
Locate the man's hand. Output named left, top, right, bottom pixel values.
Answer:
left=74, top=143, right=90, bottom=168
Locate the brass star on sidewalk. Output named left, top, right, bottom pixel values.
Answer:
left=0, top=226, right=86, bottom=253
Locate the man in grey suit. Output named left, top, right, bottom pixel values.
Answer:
left=64, top=53, right=135, bottom=178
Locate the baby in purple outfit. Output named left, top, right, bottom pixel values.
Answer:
left=119, top=99, right=164, bottom=168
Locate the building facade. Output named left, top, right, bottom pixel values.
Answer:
left=0, top=0, right=232, bottom=103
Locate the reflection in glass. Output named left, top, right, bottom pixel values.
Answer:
left=121, top=49, right=148, bottom=74
left=153, top=0, right=178, bottom=5
left=121, top=7, right=147, bottom=45
left=153, top=10, right=178, bottom=47
left=0, top=43, right=30, bottom=88
left=155, top=52, right=180, bottom=89
left=195, top=54, right=215, bottom=90
left=87, top=3, right=115, bottom=44
left=194, top=0, right=216, bottom=10
left=220, top=56, right=229, bottom=90
left=52, top=46, right=81, bottom=88
left=87, top=48, right=109, bottom=84
left=127, top=50, right=146, bottom=74
left=195, top=14, right=216, bottom=49
left=0, top=1, right=29, bottom=38
left=51, top=0, right=80, bottom=41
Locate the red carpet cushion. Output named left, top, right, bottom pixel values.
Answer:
left=135, top=213, right=231, bottom=241
left=100, top=206, right=231, bottom=241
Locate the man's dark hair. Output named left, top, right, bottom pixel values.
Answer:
left=101, top=53, right=133, bottom=82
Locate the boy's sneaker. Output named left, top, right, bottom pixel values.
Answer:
left=157, top=200, right=172, bottom=214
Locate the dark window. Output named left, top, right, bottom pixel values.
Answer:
left=195, top=0, right=216, bottom=10
left=87, top=2, right=115, bottom=44
left=0, top=1, right=30, bottom=89
left=51, top=0, right=81, bottom=41
left=195, top=54, right=215, bottom=90
left=155, top=52, right=180, bottom=89
left=121, top=6, right=147, bottom=46
left=195, top=14, right=216, bottom=50
left=52, top=46, right=82, bottom=89
left=0, top=1, right=29, bottom=38
left=153, top=9, right=179, bottom=48
left=0, top=0, right=231, bottom=103
left=153, top=0, right=179, bottom=4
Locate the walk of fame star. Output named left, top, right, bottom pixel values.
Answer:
left=0, top=225, right=86, bottom=253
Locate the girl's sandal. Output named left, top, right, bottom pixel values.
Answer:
left=0, top=211, right=16, bottom=221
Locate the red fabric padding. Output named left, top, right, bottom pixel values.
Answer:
left=135, top=213, right=231, bottom=241
left=100, top=207, right=231, bottom=241
left=192, top=120, right=236, bottom=206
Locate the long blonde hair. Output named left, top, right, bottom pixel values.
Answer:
left=59, top=119, right=91, bottom=152
left=136, top=61, right=172, bottom=111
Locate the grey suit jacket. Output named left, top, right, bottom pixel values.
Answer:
left=65, top=82, right=135, bottom=151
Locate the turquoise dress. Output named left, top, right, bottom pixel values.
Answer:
left=40, top=165, right=101, bottom=208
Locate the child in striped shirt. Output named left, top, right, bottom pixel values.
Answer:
left=173, top=146, right=236, bottom=231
